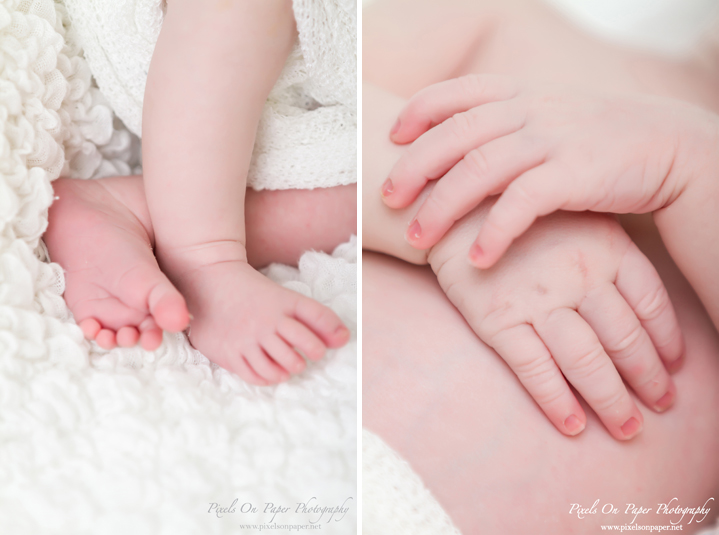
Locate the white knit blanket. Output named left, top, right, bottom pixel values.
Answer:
left=62, top=0, right=357, bottom=191
left=362, top=429, right=461, bottom=535
left=0, top=1, right=356, bottom=533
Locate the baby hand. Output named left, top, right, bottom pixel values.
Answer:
left=383, top=74, right=718, bottom=268
left=427, top=202, right=684, bottom=440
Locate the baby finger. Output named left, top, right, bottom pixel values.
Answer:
left=469, top=162, right=570, bottom=268
left=492, top=323, right=587, bottom=436
left=536, top=307, right=644, bottom=441
left=579, top=282, right=676, bottom=412
left=406, top=131, right=545, bottom=249
left=382, top=99, right=524, bottom=210
left=615, top=242, right=685, bottom=372
left=391, top=74, right=519, bottom=144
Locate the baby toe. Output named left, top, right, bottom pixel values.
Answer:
left=278, top=317, right=326, bottom=362
left=261, top=334, right=306, bottom=375
left=116, top=326, right=140, bottom=347
left=138, top=317, right=163, bottom=351
left=79, top=318, right=102, bottom=340
left=147, top=277, right=190, bottom=333
left=245, top=347, right=291, bottom=384
left=229, top=355, right=269, bottom=386
left=294, top=298, right=349, bottom=348
left=95, top=329, right=117, bottom=349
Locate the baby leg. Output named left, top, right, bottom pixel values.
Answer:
left=142, top=0, right=349, bottom=382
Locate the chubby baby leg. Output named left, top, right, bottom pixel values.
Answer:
left=245, top=184, right=357, bottom=267
left=141, top=1, right=349, bottom=383
left=46, top=176, right=353, bottom=382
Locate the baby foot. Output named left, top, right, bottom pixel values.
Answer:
left=158, top=242, right=351, bottom=386
left=45, top=178, right=190, bottom=350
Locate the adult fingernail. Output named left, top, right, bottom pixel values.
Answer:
left=564, top=414, right=584, bottom=435
left=654, top=390, right=675, bottom=412
left=381, top=178, right=394, bottom=197
left=390, top=118, right=401, bottom=137
left=620, top=417, right=642, bottom=438
left=407, top=219, right=422, bottom=241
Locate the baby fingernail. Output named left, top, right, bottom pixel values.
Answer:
left=654, top=390, right=675, bottom=412
left=381, top=178, right=394, bottom=197
left=407, top=219, right=422, bottom=241
left=390, top=118, right=401, bottom=137
left=620, top=417, right=642, bottom=438
left=667, top=354, right=684, bottom=373
left=564, top=414, right=584, bottom=435
left=469, top=243, right=483, bottom=263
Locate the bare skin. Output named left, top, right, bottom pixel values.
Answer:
left=363, top=0, right=719, bottom=531
left=45, top=176, right=355, bottom=384
left=363, top=246, right=719, bottom=534
left=139, top=0, right=349, bottom=382
left=365, top=84, right=685, bottom=440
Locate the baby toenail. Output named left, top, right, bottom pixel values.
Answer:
left=407, top=219, right=422, bottom=241
left=334, top=325, right=350, bottom=337
left=620, top=417, right=642, bottom=438
left=564, top=414, right=584, bottom=434
left=381, top=179, right=394, bottom=197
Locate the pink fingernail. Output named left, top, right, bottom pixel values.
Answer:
left=390, top=118, right=401, bottom=137
left=654, top=390, right=675, bottom=412
left=620, top=417, right=642, bottom=438
left=667, top=354, right=684, bottom=374
left=407, top=219, right=422, bottom=241
left=469, top=243, right=483, bottom=263
left=381, top=178, right=394, bottom=197
left=564, top=414, right=584, bottom=435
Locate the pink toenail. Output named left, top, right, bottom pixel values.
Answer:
left=407, top=219, right=422, bottom=241
left=381, top=179, right=394, bottom=197
left=334, top=325, right=350, bottom=339
left=654, top=391, right=675, bottom=412
left=564, top=414, right=584, bottom=435
left=620, top=417, right=642, bottom=438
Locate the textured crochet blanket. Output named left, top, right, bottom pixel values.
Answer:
left=62, top=0, right=357, bottom=191
left=0, top=1, right=356, bottom=533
